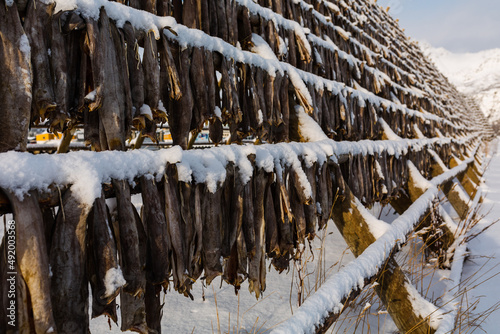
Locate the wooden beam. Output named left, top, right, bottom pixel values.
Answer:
left=406, top=162, right=456, bottom=250
left=429, top=152, right=472, bottom=220
left=449, top=155, right=479, bottom=199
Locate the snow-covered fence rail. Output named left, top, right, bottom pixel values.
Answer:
left=0, top=0, right=493, bottom=333
left=0, top=136, right=460, bottom=213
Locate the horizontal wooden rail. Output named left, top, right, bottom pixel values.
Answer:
left=0, top=136, right=471, bottom=211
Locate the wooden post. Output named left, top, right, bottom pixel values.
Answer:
left=57, top=128, right=77, bottom=154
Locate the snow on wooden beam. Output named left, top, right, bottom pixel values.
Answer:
left=0, top=137, right=462, bottom=207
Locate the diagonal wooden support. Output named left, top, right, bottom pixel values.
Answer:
left=456, top=150, right=483, bottom=184
left=449, top=155, right=478, bottom=199
left=390, top=176, right=455, bottom=255
left=428, top=150, right=472, bottom=220
left=330, top=180, right=436, bottom=334
left=410, top=126, right=479, bottom=220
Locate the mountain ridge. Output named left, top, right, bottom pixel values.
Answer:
left=420, top=42, right=500, bottom=124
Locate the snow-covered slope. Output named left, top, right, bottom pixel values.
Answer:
left=420, top=42, right=500, bottom=123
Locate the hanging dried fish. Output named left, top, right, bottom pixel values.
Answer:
left=179, top=181, right=196, bottom=287
left=123, top=22, right=145, bottom=122
left=143, top=31, right=161, bottom=113
left=83, top=101, right=103, bottom=151
left=120, top=205, right=148, bottom=334
left=204, top=49, right=217, bottom=118
left=159, top=34, right=182, bottom=101
left=49, top=12, right=82, bottom=129
left=228, top=60, right=244, bottom=142
left=0, top=0, right=32, bottom=152
left=263, top=70, right=275, bottom=128
left=248, top=168, right=269, bottom=298
left=237, top=6, right=253, bottom=49
left=290, top=179, right=306, bottom=246
left=164, top=165, right=188, bottom=294
left=41, top=206, right=56, bottom=252
left=265, top=174, right=279, bottom=255
left=221, top=163, right=236, bottom=258
left=321, top=92, right=331, bottom=136
left=295, top=32, right=311, bottom=63
left=17, top=269, right=35, bottom=333
left=139, top=0, right=155, bottom=12
left=201, top=185, right=224, bottom=284
left=113, top=179, right=146, bottom=297
left=254, top=67, right=269, bottom=140
left=157, top=0, right=172, bottom=15
left=24, top=0, right=59, bottom=125
left=220, top=54, right=232, bottom=119
left=207, top=0, right=218, bottom=36
left=48, top=187, right=90, bottom=333
left=144, top=282, right=162, bottom=334
left=287, top=28, right=297, bottom=67
left=178, top=181, right=204, bottom=288
left=86, top=10, right=127, bottom=150
left=226, top=0, right=238, bottom=45
left=224, top=165, right=248, bottom=290
left=170, top=45, right=193, bottom=149
left=190, top=46, right=209, bottom=130
left=272, top=71, right=283, bottom=128
left=140, top=176, right=170, bottom=287
left=183, top=0, right=199, bottom=29
left=276, top=72, right=290, bottom=142
left=271, top=167, right=294, bottom=271
left=190, top=183, right=205, bottom=279
left=197, top=0, right=209, bottom=33
left=88, top=193, right=120, bottom=322
left=242, top=173, right=256, bottom=258
left=216, top=0, right=228, bottom=41
left=4, top=190, right=56, bottom=333
left=303, top=162, right=318, bottom=237
left=316, top=162, right=330, bottom=229
left=245, top=66, right=262, bottom=137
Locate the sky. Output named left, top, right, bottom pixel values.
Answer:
left=376, top=0, right=500, bottom=53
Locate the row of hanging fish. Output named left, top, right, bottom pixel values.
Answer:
left=0, top=0, right=467, bottom=155
left=0, top=138, right=455, bottom=333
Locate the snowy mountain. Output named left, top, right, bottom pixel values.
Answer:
left=420, top=42, right=500, bottom=123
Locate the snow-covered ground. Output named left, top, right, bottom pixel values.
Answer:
left=460, top=139, right=500, bottom=333
left=420, top=42, right=500, bottom=123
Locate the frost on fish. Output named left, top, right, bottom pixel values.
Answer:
left=103, top=267, right=127, bottom=298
